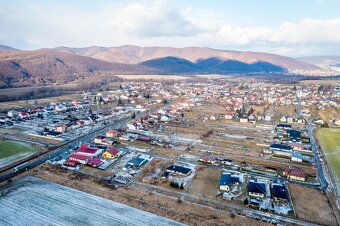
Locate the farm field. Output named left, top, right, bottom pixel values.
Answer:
left=317, top=128, right=340, bottom=186
left=0, top=176, right=184, bottom=226
left=0, top=140, right=38, bottom=168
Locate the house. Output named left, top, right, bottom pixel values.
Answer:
left=334, top=119, right=340, bottom=126
left=291, top=152, right=304, bottom=162
left=271, top=182, right=289, bottom=202
left=248, top=180, right=267, bottom=199
left=264, top=115, right=272, bottom=121
left=288, top=142, right=304, bottom=151
left=68, top=153, right=90, bottom=164
left=136, top=136, right=151, bottom=143
left=276, top=123, right=292, bottom=131
left=94, top=135, right=113, bottom=146
left=102, top=147, right=120, bottom=158
left=166, top=165, right=192, bottom=176
left=283, top=168, right=307, bottom=182
left=56, top=124, right=67, bottom=133
left=221, top=158, right=233, bottom=166
left=199, top=155, right=216, bottom=164
left=7, top=110, right=18, bottom=118
left=18, top=112, right=30, bottom=120
left=41, top=130, right=62, bottom=137
left=286, top=129, right=301, bottom=142
left=76, top=144, right=101, bottom=156
left=106, top=129, right=119, bottom=138
left=127, top=157, right=147, bottom=168
left=219, top=173, right=231, bottom=191
left=239, top=116, right=248, bottom=123
left=87, top=156, right=103, bottom=167
left=248, top=114, right=256, bottom=123
left=270, top=144, right=293, bottom=157
left=63, top=160, right=78, bottom=167
left=94, top=135, right=107, bottom=144
left=280, top=116, right=287, bottom=123
left=225, top=112, right=234, bottom=120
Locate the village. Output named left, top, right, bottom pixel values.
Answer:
left=0, top=79, right=339, bottom=225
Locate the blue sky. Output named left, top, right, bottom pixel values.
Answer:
left=1, top=0, right=340, bottom=56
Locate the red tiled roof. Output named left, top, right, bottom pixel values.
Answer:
left=88, top=157, right=103, bottom=166
left=284, top=168, right=306, bottom=178
left=64, top=160, right=78, bottom=166
left=136, top=136, right=151, bottom=142
left=69, top=153, right=90, bottom=161
left=106, top=130, right=118, bottom=136
left=76, top=144, right=98, bottom=155
left=106, top=147, right=119, bottom=156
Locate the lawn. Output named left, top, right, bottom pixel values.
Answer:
left=317, top=128, right=340, bottom=183
left=0, top=140, right=38, bottom=167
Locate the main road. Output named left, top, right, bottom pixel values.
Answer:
left=296, top=95, right=329, bottom=190
left=0, top=110, right=145, bottom=183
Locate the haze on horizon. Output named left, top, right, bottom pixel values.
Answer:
left=1, top=0, right=340, bottom=57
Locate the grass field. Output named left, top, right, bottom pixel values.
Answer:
left=0, top=140, right=38, bottom=167
left=317, top=128, right=340, bottom=180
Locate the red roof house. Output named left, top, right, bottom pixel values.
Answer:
left=283, top=168, right=307, bottom=182
left=76, top=144, right=100, bottom=156
left=68, top=153, right=90, bottom=164
left=88, top=156, right=103, bottom=167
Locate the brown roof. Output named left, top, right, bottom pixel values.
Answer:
left=284, top=168, right=306, bottom=178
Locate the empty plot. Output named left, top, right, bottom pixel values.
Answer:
left=0, top=177, right=185, bottom=226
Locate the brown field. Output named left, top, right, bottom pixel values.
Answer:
left=0, top=83, right=79, bottom=96
left=318, top=108, right=340, bottom=125
left=188, top=166, right=220, bottom=198
left=273, top=105, right=296, bottom=121
left=0, top=93, right=82, bottom=110
left=288, top=183, right=337, bottom=226
left=151, top=147, right=190, bottom=159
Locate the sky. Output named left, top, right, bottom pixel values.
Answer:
left=1, top=0, right=340, bottom=56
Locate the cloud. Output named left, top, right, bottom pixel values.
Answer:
left=109, top=0, right=202, bottom=37
left=1, top=0, right=340, bottom=56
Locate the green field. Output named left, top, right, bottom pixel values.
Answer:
left=317, top=128, right=340, bottom=182
left=0, top=140, right=38, bottom=167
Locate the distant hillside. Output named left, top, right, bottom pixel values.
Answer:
left=55, top=45, right=319, bottom=73
left=298, top=56, right=340, bottom=69
left=0, top=50, right=157, bottom=88
left=141, top=57, right=284, bottom=73
left=0, top=45, right=19, bottom=51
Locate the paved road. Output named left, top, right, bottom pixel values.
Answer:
left=0, top=103, right=161, bottom=183
left=0, top=114, right=135, bottom=183
left=297, top=96, right=328, bottom=190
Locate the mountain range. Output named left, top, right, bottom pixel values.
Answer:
left=298, top=56, right=340, bottom=69
left=54, top=45, right=319, bottom=71
left=0, top=44, right=328, bottom=88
